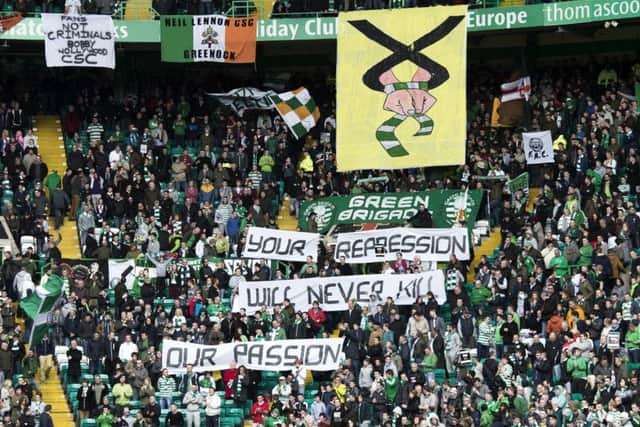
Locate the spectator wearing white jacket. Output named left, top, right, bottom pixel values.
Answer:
left=117, top=335, right=138, bottom=362
left=204, top=388, right=221, bottom=427
left=183, top=384, right=204, bottom=427
left=291, top=359, right=307, bottom=396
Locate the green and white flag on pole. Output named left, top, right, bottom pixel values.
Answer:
left=20, top=275, right=63, bottom=346
left=270, top=87, right=321, bottom=139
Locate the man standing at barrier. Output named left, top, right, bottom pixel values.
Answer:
left=157, top=368, right=176, bottom=410
left=183, top=383, right=203, bottom=427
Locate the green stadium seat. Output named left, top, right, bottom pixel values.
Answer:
left=163, top=299, right=175, bottom=312
left=627, top=363, right=640, bottom=371
left=67, top=383, right=81, bottom=397
left=225, top=408, right=244, bottom=418
left=80, top=419, right=97, bottom=427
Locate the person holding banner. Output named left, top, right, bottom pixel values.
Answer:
left=64, top=0, right=82, bottom=14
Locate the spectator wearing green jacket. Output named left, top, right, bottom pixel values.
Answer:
left=470, top=280, right=492, bottom=310
left=626, top=321, right=640, bottom=363
left=268, top=319, right=287, bottom=340
left=43, top=170, right=61, bottom=195
left=173, top=113, right=186, bottom=146
left=549, top=248, right=569, bottom=280
left=566, top=348, right=589, bottom=395
left=421, top=347, right=438, bottom=382
left=21, top=349, right=38, bottom=381
left=384, top=369, right=398, bottom=403
left=259, top=150, right=275, bottom=183
left=578, top=238, right=593, bottom=267
left=97, top=406, right=114, bottom=427
left=264, top=408, right=286, bottom=427
left=112, top=375, right=134, bottom=407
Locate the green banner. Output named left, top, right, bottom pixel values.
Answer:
left=4, top=1, right=640, bottom=42
left=0, top=18, right=159, bottom=42
left=299, top=190, right=483, bottom=234
left=509, top=172, right=530, bottom=203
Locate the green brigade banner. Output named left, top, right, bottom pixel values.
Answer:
left=509, top=172, right=530, bottom=203
left=161, top=15, right=257, bottom=63
left=336, top=6, right=467, bottom=170
left=299, top=190, right=483, bottom=234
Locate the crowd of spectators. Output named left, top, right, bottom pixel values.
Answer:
left=2, top=53, right=640, bottom=427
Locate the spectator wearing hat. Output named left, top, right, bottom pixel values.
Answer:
left=272, top=376, right=291, bottom=405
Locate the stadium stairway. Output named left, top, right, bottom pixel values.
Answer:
left=276, top=199, right=298, bottom=230
left=124, top=0, right=154, bottom=20
left=40, top=366, right=75, bottom=427
left=467, top=227, right=501, bottom=283
left=33, top=116, right=81, bottom=259
left=16, top=317, right=74, bottom=427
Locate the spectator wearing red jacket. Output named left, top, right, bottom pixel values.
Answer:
left=250, top=394, right=270, bottom=425
left=393, top=253, right=409, bottom=273
left=63, top=105, right=80, bottom=137
left=222, top=364, right=238, bottom=399
left=307, top=301, right=327, bottom=331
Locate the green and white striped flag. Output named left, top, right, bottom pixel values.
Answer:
left=20, top=275, right=63, bottom=346
left=270, top=87, right=321, bottom=139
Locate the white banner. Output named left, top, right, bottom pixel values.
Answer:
left=333, top=227, right=469, bottom=263
left=207, top=87, right=276, bottom=117
left=108, top=259, right=135, bottom=289
left=234, top=270, right=446, bottom=313
left=501, top=76, right=531, bottom=102
left=42, top=14, right=115, bottom=69
left=242, top=227, right=320, bottom=262
left=523, top=130, right=554, bottom=165
left=162, top=338, right=344, bottom=373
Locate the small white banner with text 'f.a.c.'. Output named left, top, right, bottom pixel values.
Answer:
left=523, top=130, right=554, bottom=165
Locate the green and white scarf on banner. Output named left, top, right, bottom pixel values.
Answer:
left=376, top=82, right=434, bottom=157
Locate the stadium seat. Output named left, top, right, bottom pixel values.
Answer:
left=225, top=408, right=243, bottom=418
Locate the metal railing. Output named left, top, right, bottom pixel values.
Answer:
left=0, top=0, right=587, bottom=20
left=226, top=0, right=526, bottom=17
left=111, top=0, right=160, bottom=20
